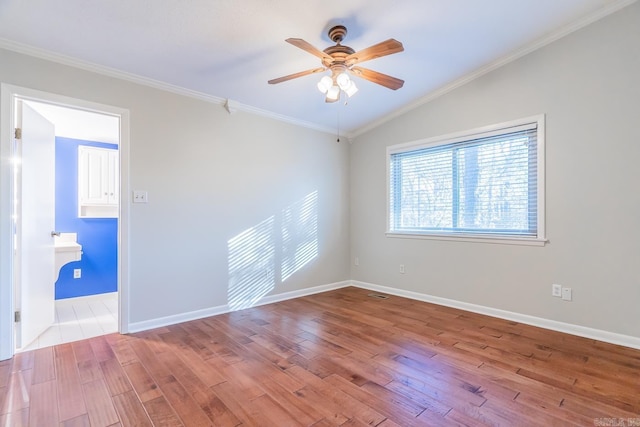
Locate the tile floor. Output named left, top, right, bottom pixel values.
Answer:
left=17, top=292, right=118, bottom=352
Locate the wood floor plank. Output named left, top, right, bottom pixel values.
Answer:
left=29, top=380, right=58, bottom=426
left=286, top=364, right=355, bottom=421
left=322, top=373, right=424, bottom=427
left=98, top=357, right=132, bottom=397
left=168, top=342, right=226, bottom=388
left=190, top=387, right=242, bottom=427
left=285, top=365, right=385, bottom=426
left=219, top=360, right=268, bottom=400
left=254, top=376, right=325, bottom=426
left=0, top=407, right=28, bottom=427
left=31, top=347, right=55, bottom=385
left=1, top=369, right=32, bottom=416
left=360, top=380, right=435, bottom=417
left=72, top=340, right=103, bottom=384
left=211, top=380, right=277, bottom=426
left=0, top=360, right=11, bottom=388
left=297, top=330, right=353, bottom=356
left=244, top=340, right=295, bottom=370
left=155, top=374, right=213, bottom=426
left=111, top=390, right=153, bottom=427
left=558, top=393, right=640, bottom=420
left=121, top=362, right=162, bottom=403
left=250, top=393, right=305, bottom=427
left=373, top=352, right=489, bottom=408
left=81, top=379, right=120, bottom=426
left=296, top=322, right=381, bottom=359
left=89, top=335, right=117, bottom=363
left=108, top=340, right=139, bottom=367
left=5, top=287, right=639, bottom=426
left=142, top=395, right=184, bottom=427
left=154, top=348, right=211, bottom=395
left=383, top=379, right=453, bottom=417
left=246, top=332, right=299, bottom=359
left=238, top=355, right=304, bottom=393
left=60, top=413, right=91, bottom=427
left=375, top=418, right=404, bottom=427
left=54, top=343, right=87, bottom=422
left=10, top=352, right=34, bottom=374
left=128, top=338, right=173, bottom=383
left=324, top=351, right=396, bottom=386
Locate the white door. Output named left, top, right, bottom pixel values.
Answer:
left=16, top=101, right=56, bottom=349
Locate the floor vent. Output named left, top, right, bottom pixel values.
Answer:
left=367, top=293, right=389, bottom=300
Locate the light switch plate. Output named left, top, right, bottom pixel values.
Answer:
left=133, top=190, right=148, bottom=203
left=561, top=287, right=572, bottom=301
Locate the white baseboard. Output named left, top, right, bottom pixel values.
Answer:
left=350, top=280, right=640, bottom=350
left=127, top=278, right=640, bottom=350
left=127, top=280, right=350, bottom=333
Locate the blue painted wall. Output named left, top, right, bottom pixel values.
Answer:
left=55, top=137, right=118, bottom=299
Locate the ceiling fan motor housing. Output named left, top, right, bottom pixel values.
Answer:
left=323, top=26, right=355, bottom=72
left=328, top=25, right=348, bottom=43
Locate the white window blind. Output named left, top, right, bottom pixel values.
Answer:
left=389, top=117, right=544, bottom=242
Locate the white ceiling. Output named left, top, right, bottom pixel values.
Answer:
left=0, top=0, right=633, bottom=136
left=25, top=101, right=120, bottom=145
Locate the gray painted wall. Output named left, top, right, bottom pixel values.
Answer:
left=0, top=48, right=351, bottom=324
left=1, top=1, right=638, bottom=341
left=350, top=3, right=640, bottom=338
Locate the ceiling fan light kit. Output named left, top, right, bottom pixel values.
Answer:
left=343, top=79, right=358, bottom=97
left=317, top=75, right=333, bottom=93
left=326, top=85, right=340, bottom=102
left=269, top=25, right=404, bottom=103
left=317, top=71, right=358, bottom=103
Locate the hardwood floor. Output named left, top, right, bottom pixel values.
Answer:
left=1, top=286, right=639, bottom=426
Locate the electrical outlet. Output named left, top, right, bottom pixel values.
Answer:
left=552, top=284, right=562, bottom=297
left=354, top=257, right=359, bottom=266
left=133, top=190, right=148, bottom=203
left=73, top=268, right=81, bottom=279
left=399, top=264, right=405, bottom=274
left=562, top=287, right=572, bottom=301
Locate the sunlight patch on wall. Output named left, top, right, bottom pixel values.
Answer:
left=281, top=191, right=318, bottom=282
left=227, top=216, right=275, bottom=311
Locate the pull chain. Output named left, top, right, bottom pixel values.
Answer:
left=336, top=105, right=341, bottom=143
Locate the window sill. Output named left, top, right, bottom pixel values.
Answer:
left=386, top=231, right=548, bottom=247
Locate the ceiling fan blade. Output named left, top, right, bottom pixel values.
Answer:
left=350, top=67, right=404, bottom=90
left=286, top=38, right=333, bottom=61
left=268, top=67, right=326, bottom=85
left=345, top=39, right=404, bottom=65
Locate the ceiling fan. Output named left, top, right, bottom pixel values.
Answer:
left=268, top=25, right=404, bottom=103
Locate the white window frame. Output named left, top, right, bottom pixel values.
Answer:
left=386, top=115, right=546, bottom=246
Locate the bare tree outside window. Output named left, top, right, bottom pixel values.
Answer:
left=389, top=119, right=541, bottom=240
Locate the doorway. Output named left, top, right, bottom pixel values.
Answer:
left=0, top=84, right=130, bottom=360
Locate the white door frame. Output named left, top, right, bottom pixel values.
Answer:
left=0, top=83, right=130, bottom=360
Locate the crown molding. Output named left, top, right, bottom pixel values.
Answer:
left=0, top=38, right=228, bottom=104
left=0, top=38, right=336, bottom=135
left=1, top=0, right=635, bottom=139
left=351, top=0, right=638, bottom=138
left=220, top=96, right=336, bottom=134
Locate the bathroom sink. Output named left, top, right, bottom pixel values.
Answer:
left=55, top=240, right=82, bottom=251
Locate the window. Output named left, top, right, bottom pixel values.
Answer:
left=387, top=115, right=545, bottom=245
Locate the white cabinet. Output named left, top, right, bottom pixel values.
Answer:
left=78, top=146, right=119, bottom=218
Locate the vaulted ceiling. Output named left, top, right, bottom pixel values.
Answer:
left=0, top=0, right=632, bottom=136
